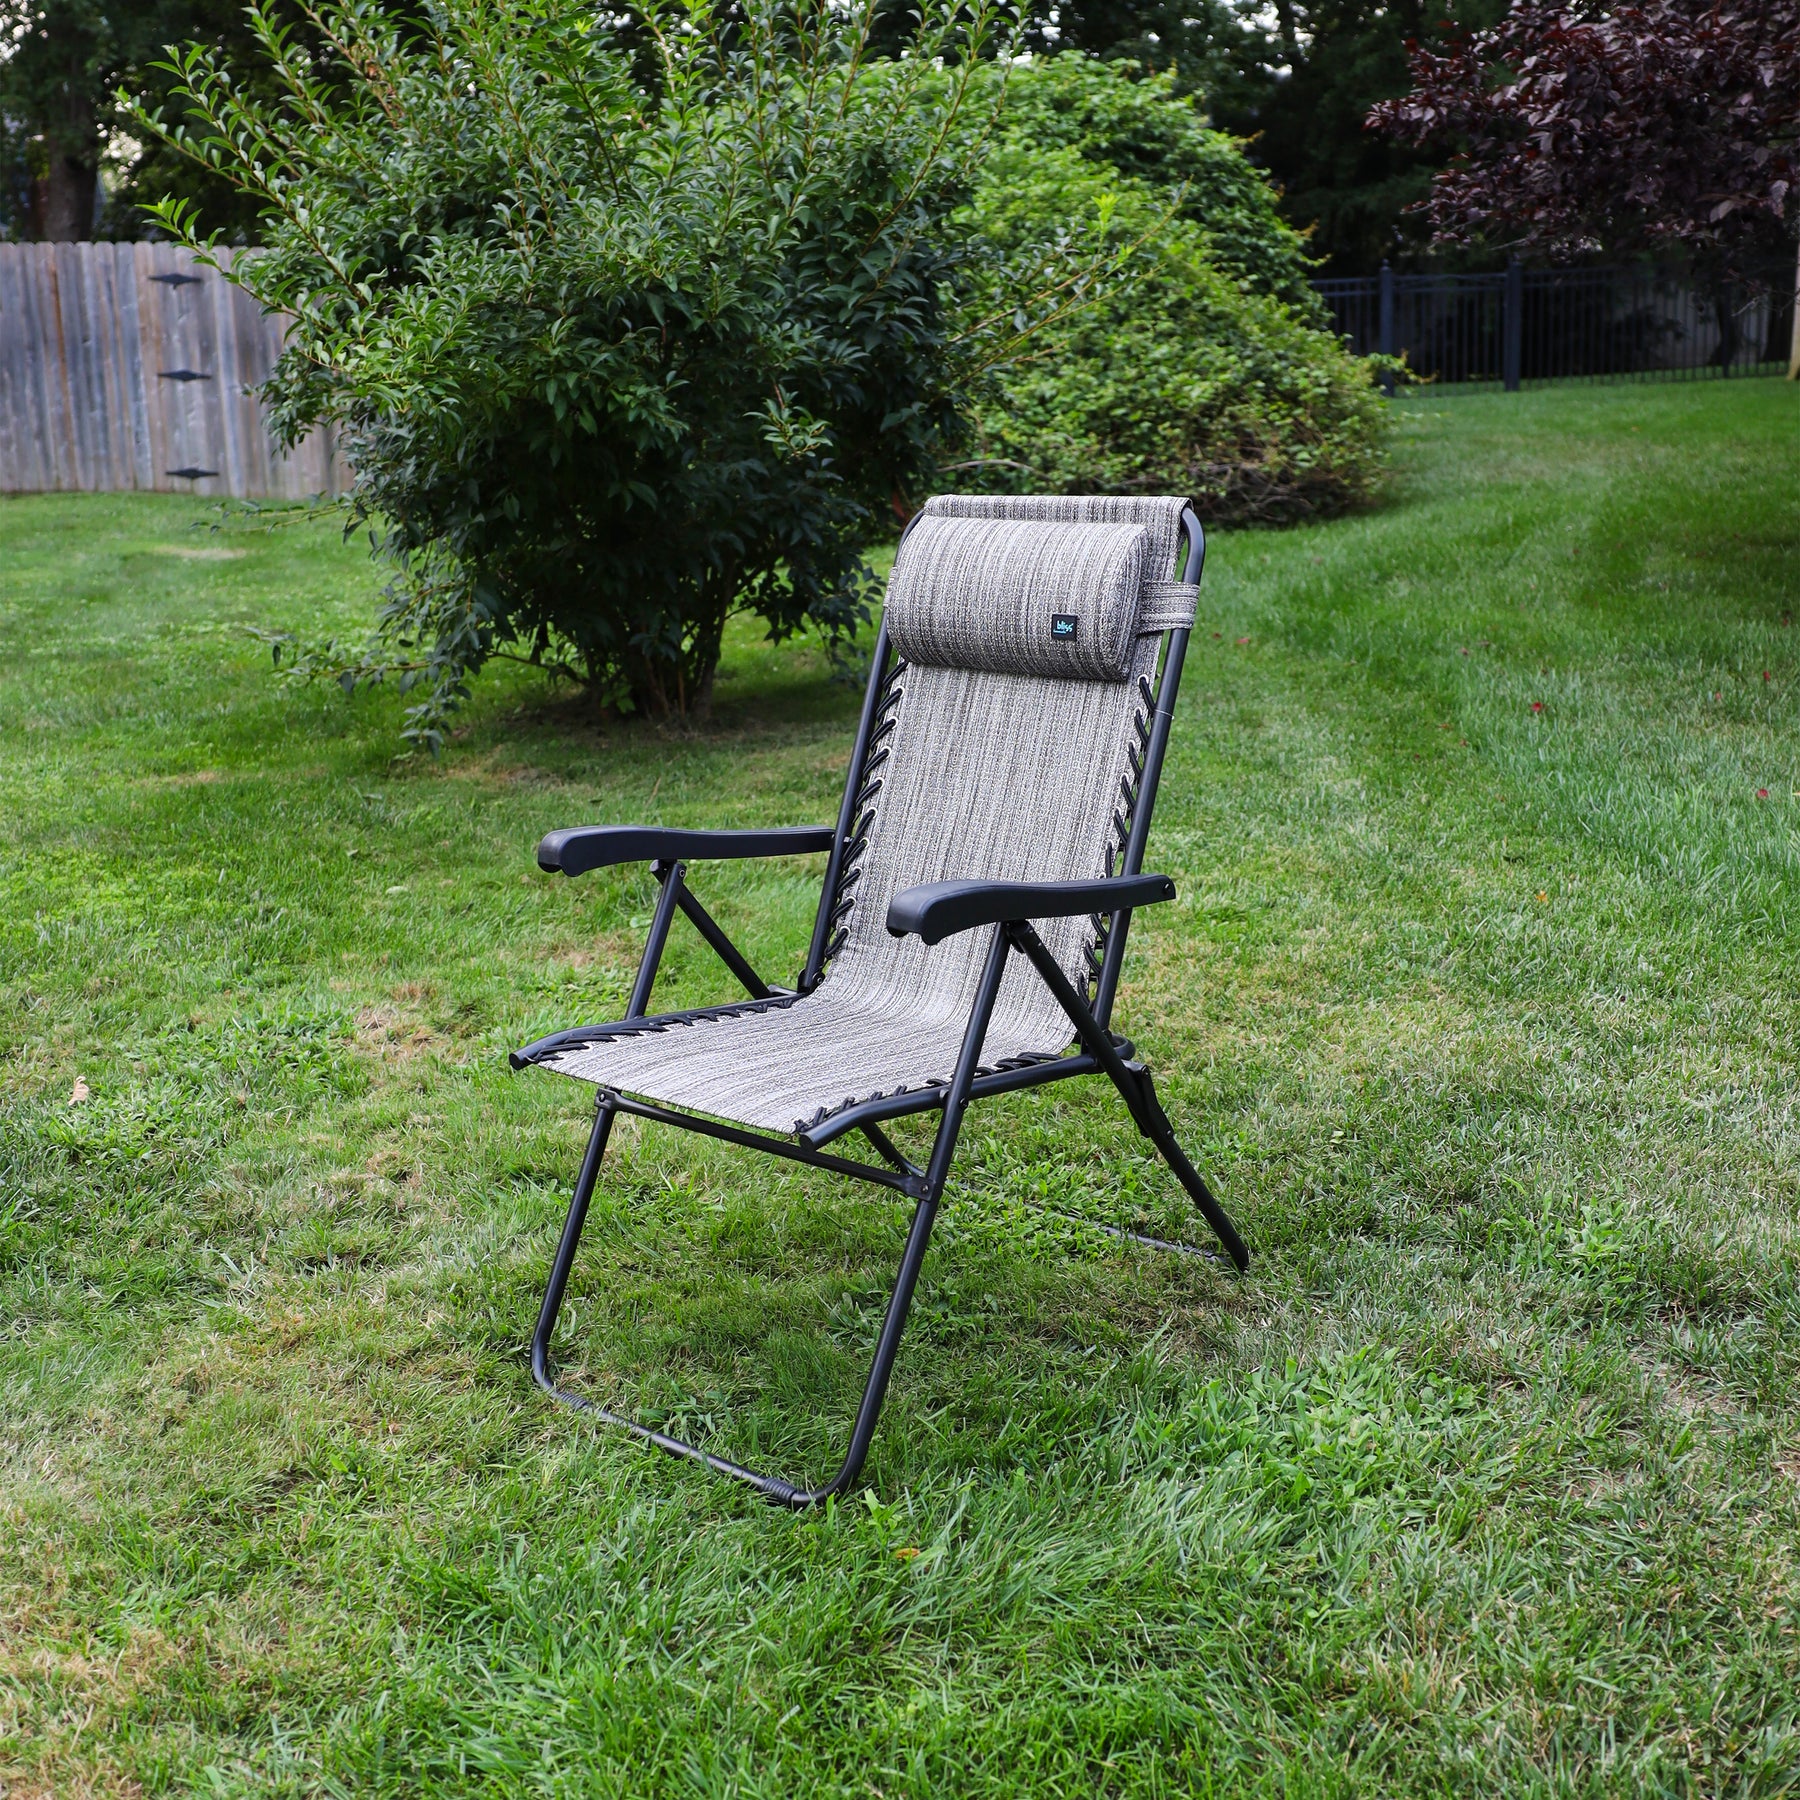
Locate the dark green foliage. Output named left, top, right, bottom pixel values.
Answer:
left=962, top=0, right=1271, bottom=140
left=142, top=0, right=1020, bottom=745
left=998, top=0, right=1261, bottom=118
left=0, top=0, right=312, bottom=240
left=1219, top=0, right=1507, bottom=276
left=960, top=62, right=1389, bottom=523
left=995, top=0, right=1507, bottom=275
left=987, top=52, right=1322, bottom=315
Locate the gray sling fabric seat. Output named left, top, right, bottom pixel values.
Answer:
left=509, top=493, right=1246, bottom=1510
left=535, top=495, right=1196, bottom=1135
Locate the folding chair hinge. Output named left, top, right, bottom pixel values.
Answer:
left=1119, top=1059, right=1165, bottom=1139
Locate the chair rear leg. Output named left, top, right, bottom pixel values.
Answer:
left=1114, top=1064, right=1249, bottom=1272
left=1002, top=921, right=1251, bottom=1274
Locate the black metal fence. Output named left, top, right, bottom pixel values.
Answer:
left=1314, top=261, right=1795, bottom=389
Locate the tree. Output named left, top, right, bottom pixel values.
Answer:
left=957, top=0, right=1505, bottom=273
left=0, top=0, right=123, bottom=238
left=1225, top=0, right=1507, bottom=275
left=1370, top=0, right=1800, bottom=285
left=0, top=0, right=294, bottom=239
left=140, top=0, right=1062, bottom=745
left=1006, top=0, right=1268, bottom=119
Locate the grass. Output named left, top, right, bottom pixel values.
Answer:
left=2, top=379, right=1798, bottom=1798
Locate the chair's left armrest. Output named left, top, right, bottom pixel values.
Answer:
left=886, top=874, right=1176, bottom=946
left=537, top=824, right=835, bottom=878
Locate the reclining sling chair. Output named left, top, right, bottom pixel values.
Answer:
left=511, top=494, right=1249, bottom=1508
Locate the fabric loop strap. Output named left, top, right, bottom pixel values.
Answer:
left=1139, top=581, right=1198, bottom=632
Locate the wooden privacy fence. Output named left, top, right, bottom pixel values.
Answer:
left=0, top=241, right=343, bottom=499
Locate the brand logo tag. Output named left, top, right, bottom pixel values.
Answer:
left=1050, top=614, right=1078, bottom=641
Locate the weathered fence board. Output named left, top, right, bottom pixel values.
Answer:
left=0, top=241, right=342, bottom=499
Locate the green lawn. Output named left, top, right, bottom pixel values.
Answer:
left=3, top=381, right=1799, bottom=1798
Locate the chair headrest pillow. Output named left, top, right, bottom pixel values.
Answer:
left=883, top=514, right=1149, bottom=681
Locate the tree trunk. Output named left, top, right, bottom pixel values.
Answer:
left=1711, top=285, right=1739, bottom=370
left=37, top=69, right=99, bottom=241
left=621, top=585, right=732, bottom=722
left=40, top=152, right=97, bottom=240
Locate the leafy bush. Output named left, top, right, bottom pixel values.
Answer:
left=146, top=0, right=1017, bottom=744
left=959, top=60, right=1391, bottom=524
left=987, top=55, right=1324, bottom=316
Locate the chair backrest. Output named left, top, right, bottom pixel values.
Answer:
left=812, top=495, right=1199, bottom=1049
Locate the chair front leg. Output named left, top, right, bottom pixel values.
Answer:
left=814, top=924, right=1011, bottom=1501
left=530, top=928, right=1013, bottom=1508
left=533, top=873, right=674, bottom=1399
left=532, top=1096, right=616, bottom=1395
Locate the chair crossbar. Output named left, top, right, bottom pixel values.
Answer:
left=601, top=1089, right=925, bottom=1195
left=796, top=1051, right=1103, bottom=1148
left=1013, top=1203, right=1230, bottom=1263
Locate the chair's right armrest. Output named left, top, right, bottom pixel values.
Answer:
left=536, top=824, right=836, bottom=878
left=886, top=874, right=1176, bottom=945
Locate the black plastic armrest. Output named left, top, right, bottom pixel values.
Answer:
left=537, top=825, right=836, bottom=877
left=885, top=874, right=1176, bottom=946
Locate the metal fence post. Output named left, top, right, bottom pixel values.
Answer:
left=1789, top=239, right=1800, bottom=380
left=1503, top=259, right=1523, bottom=391
left=1378, top=261, right=1396, bottom=396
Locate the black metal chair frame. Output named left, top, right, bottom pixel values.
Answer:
left=512, top=508, right=1248, bottom=1509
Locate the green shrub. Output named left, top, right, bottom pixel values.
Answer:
left=959, top=60, right=1390, bottom=525
left=987, top=55, right=1324, bottom=317
left=145, top=0, right=1018, bottom=745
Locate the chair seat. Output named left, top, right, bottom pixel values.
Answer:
left=536, top=971, right=1078, bottom=1136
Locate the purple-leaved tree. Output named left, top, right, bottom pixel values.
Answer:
left=1371, top=1, right=1800, bottom=371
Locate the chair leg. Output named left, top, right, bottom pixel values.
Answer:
left=1120, top=1064, right=1250, bottom=1273
left=533, top=1148, right=946, bottom=1508
left=1001, top=920, right=1251, bottom=1273
left=530, top=929, right=1013, bottom=1509
left=531, top=1097, right=616, bottom=1397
